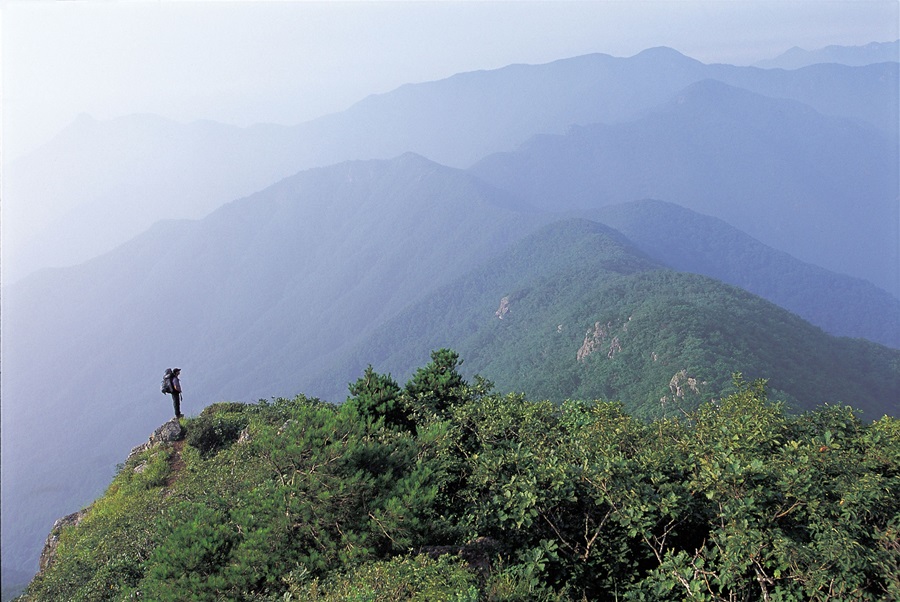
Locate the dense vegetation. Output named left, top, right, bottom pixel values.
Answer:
left=318, top=220, right=900, bottom=420
left=21, top=350, right=899, bottom=601
left=593, top=199, right=900, bottom=350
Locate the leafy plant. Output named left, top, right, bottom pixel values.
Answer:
left=184, top=404, right=251, bottom=458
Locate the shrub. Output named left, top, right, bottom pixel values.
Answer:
left=290, top=554, right=479, bottom=602
left=185, top=410, right=249, bottom=458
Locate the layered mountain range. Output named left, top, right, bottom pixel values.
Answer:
left=4, top=47, right=897, bottom=282
left=2, top=45, right=898, bottom=592
left=471, top=79, right=899, bottom=294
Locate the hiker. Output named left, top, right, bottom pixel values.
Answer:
left=162, top=368, right=183, bottom=418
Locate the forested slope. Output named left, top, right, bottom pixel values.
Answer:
left=314, top=219, right=900, bottom=419
left=593, top=200, right=900, bottom=349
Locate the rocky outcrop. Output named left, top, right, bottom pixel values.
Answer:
left=126, top=417, right=184, bottom=464
left=150, top=417, right=185, bottom=444
left=577, top=320, right=627, bottom=361
left=39, top=509, right=89, bottom=572
left=659, top=369, right=707, bottom=407
left=578, top=322, right=607, bottom=361
left=495, top=296, right=511, bottom=319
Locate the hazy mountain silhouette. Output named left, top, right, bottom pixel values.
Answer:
left=755, top=40, right=899, bottom=69
left=5, top=48, right=896, bottom=281
left=470, top=79, right=899, bottom=296
left=593, top=200, right=900, bottom=349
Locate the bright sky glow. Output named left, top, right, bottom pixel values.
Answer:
left=1, top=0, right=898, bottom=160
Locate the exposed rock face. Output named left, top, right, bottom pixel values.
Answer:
left=150, top=418, right=185, bottom=444
left=578, top=321, right=610, bottom=361
left=578, top=321, right=625, bottom=361
left=659, top=369, right=707, bottom=407
left=127, top=442, right=151, bottom=464
left=577, top=317, right=632, bottom=361
left=39, top=509, right=89, bottom=572
left=125, top=418, right=184, bottom=465
left=607, top=335, right=622, bottom=358
left=669, top=369, right=702, bottom=398
left=495, top=296, right=511, bottom=319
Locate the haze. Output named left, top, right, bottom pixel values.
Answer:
left=3, top=1, right=898, bottom=161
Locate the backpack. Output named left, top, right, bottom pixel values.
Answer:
left=161, top=370, right=173, bottom=395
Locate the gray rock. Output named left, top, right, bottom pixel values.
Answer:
left=39, top=509, right=89, bottom=572
left=125, top=442, right=150, bottom=465
left=125, top=419, right=183, bottom=467
left=149, top=418, right=184, bottom=444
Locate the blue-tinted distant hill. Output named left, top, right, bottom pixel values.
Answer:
left=593, top=200, right=900, bottom=349
left=6, top=48, right=896, bottom=281
left=755, top=40, right=899, bottom=69
left=470, top=79, right=899, bottom=297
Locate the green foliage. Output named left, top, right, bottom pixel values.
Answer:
left=346, top=365, right=411, bottom=430
left=291, top=554, right=479, bottom=601
left=185, top=403, right=251, bottom=458
left=21, top=445, right=175, bottom=601
left=21, top=353, right=900, bottom=601
left=142, top=501, right=237, bottom=601
left=405, top=348, right=468, bottom=421
left=323, top=221, right=900, bottom=420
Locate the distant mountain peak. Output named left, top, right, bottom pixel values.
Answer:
left=630, top=46, right=703, bottom=66
left=632, top=46, right=688, bottom=59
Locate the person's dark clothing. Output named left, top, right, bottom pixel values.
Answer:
left=171, top=373, right=182, bottom=418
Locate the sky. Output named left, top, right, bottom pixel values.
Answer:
left=1, top=0, right=898, bottom=161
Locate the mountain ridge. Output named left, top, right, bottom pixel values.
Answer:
left=593, top=199, right=900, bottom=349
left=5, top=48, right=896, bottom=281
left=0, top=154, right=548, bottom=583
left=755, top=39, right=899, bottom=69
left=309, top=218, right=900, bottom=418
left=4, top=45, right=900, bottom=592
left=470, top=79, right=899, bottom=296
left=5, top=150, right=900, bottom=589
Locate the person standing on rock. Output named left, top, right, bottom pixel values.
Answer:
left=170, top=368, right=183, bottom=418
